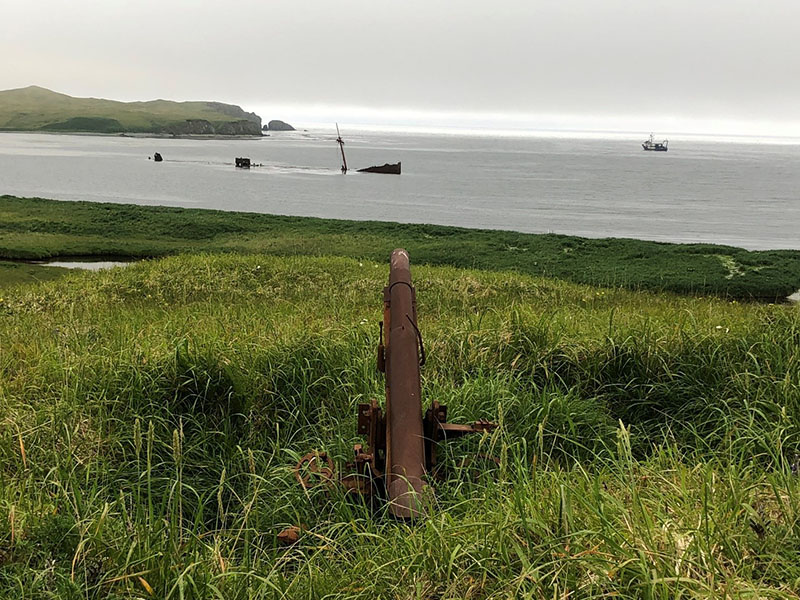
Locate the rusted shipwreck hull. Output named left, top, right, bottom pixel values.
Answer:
left=357, top=162, right=401, bottom=175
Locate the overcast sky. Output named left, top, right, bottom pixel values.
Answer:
left=3, top=0, right=800, bottom=136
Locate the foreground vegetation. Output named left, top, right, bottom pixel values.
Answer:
left=3, top=195, right=800, bottom=300
left=0, top=260, right=67, bottom=287
left=1, top=253, right=799, bottom=598
left=0, top=86, right=261, bottom=134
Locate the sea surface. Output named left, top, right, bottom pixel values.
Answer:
left=1, top=130, right=799, bottom=250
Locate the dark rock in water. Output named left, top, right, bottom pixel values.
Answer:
left=267, top=120, right=295, bottom=131
left=153, top=152, right=163, bottom=162
left=235, top=157, right=251, bottom=168
left=357, top=162, right=401, bottom=175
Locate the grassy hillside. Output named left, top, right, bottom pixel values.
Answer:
left=1, top=253, right=799, bottom=598
left=2, top=195, right=799, bottom=300
left=0, top=86, right=261, bottom=134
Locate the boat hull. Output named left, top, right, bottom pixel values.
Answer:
left=357, top=162, right=401, bottom=174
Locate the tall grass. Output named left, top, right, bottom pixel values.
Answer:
left=1, top=254, right=799, bottom=598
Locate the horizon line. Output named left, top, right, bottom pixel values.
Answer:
left=246, top=102, right=800, bottom=143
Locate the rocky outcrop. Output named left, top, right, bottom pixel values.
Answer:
left=216, top=120, right=263, bottom=135
left=167, top=119, right=262, bottom=136
left=170, top=119, right=214, bottom=135
left=266, top=119, right=295, bottom=131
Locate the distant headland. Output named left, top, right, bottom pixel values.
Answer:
left=0, top=85, right=266, bottom=137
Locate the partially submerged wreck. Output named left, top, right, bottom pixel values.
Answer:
left=335, top=124, right=400, bottom=174
left=358, top=162, right=401, bottom=175
left=235, top=157, right=263, bottom=168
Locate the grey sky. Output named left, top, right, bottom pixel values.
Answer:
left=3, top=0, right=800, bottom=135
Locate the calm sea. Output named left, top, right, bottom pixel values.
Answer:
left=1, top=130, right=798, bottom=250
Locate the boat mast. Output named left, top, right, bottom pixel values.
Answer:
left=336, top=123, right=348, bottom=173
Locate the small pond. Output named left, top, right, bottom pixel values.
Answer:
left=34, top=260, right=131, bottom=271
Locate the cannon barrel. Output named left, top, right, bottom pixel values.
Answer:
left=384, top=249, right=427, bottom=517
left=304, top=249, right=498, bottom=516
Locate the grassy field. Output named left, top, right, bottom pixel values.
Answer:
left=0, top=86, right=261, bottom=134
left=3, top=195, right=800, bottom=300
left=0, top=260, right=68, bottom=287
left=1, top=252, right=799, bottom=598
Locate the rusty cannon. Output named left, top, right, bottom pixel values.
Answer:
left=294, top=249, right=497, bottom=518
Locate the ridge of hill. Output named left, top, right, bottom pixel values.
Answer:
left=0, top=85, right=262, bottom=135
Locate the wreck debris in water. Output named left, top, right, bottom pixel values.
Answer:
left=357, top=162, right=401, bottom=175
left=335, top=124, right=401, bottom=175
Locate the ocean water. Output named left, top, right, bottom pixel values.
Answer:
left=1, top=130, right=798, bottom=250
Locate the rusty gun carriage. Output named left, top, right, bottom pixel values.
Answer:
left=295, top=249, right=497, bottom=518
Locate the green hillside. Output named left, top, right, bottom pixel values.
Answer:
left=0, top=86, right=262, bottom=135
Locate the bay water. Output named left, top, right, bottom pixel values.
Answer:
left=1, top=130, right=798, bottom=250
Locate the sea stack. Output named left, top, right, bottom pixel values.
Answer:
left=265, top=120, right=295, bottom=131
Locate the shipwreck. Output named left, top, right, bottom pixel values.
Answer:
left=335, top=124, right=401, bottom=175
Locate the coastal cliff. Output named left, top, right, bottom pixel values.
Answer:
left=0, top=86, right=263, bottom=136
left=168, top=119, right=262, bottom=136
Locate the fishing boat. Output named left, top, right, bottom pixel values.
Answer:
left=642, top=133, right=668, bottom=151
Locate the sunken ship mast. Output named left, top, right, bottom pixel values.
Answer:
left=642, top=133, right=668, bottom=151
left=335, top=125, right=401, bottom=174
left=336, top=123, right=348, bottom=173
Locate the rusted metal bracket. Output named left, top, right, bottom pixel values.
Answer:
left=423, top=400, right=497, bottom=471
left=294, top=451, right=335, bottom=489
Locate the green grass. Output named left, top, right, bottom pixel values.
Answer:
left=0, top=260, right=68, bottom=287
left=1, top=253, right=799, bottom=598
left=3, top=195, right=800, bottom=300
left=0, top=86, right=260, bottom=134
